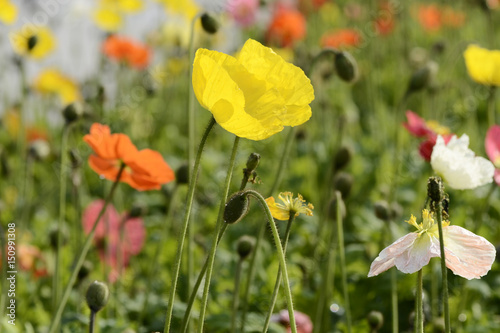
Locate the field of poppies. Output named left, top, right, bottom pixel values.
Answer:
left=1, top=0, right=500, bottom=332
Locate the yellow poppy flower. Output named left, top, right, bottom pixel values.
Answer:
left=463, top=45, right=500, bottom=86
left=265, top=192, right=314, bottom=221
left=10, top=25, right=56, bottom=60
left=93, top=0, right=143, bottom=32
left=156, top=0, right=199, bottom=18
left=33, top=69, right=81, bottom=105
left=192, top=39, right=315, bottom=141
left=0, top=0, right=18, bottom=25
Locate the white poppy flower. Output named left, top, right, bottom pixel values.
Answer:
left=430, top=134, right=494, bottom=190
left=368, top=210, right=496, bottom=280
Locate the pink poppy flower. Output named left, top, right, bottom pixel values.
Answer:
left=82, top=200, right=146, bottom=282
left=273, top=310, right=313, bottom=333
left=485, top=124, right=500, bottom=186
left=368, top=209, right=495, bottom=280
left=228, top=0, right=259, bottom=27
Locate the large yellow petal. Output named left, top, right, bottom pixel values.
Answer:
left=265, top=197, right=290, bottom=221
left=238, top=39, right=314, bottom=126
left=193, top=48, right=283, bottom=140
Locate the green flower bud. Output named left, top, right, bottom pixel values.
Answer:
left=62, top=102, right=84, bottom=124
left=333, top=172, right=353, bottom=199
left=49, top=224, right=69, bottom=250
left=224, top=191, right=250, bottom=224
left=176, top=164, right=189, bottom=185
left=367, top=310, right=384, bottom=330
left=334, top=51, right=359, bottom=83
left=427, top=176, right=443, bottom=203
left=328, top=194, right=346, bottom=221
left=334, top=146, right=352, bottom=171
left=86, top=280, right=110, bottom=313
left=236, top=235, right=256, bottom=260
left=373, top=200, right=391, bottom=221
left=27, top=35, right=38, bottom=51
left=245, top=153, right=261, bottom=173
left=28, top=139, right=51, bottom=161
left=406, top=61, right=438, bottom=95
left=78, top=260, right=93, bottom=282
left=200, top=13, right=219, bottom=34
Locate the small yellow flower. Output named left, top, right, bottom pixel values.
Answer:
left=0, top=0, right=18, bottom=25
left=156, top=0, right=199, bottom=19
left=193, top=38, right=315, bottom=141
left=464, top=44, right=500, bottom=86
left=93, top=0, right=144, bottom=32
left=265, top=192, right=314, bottom=221
left=10, top=25, right=56, bottom=60
left=33, top=69, right=81, bottom=105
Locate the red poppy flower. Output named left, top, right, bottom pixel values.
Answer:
left=84, top=123, right=175, bottom=191
left=266, top=5, right=306, bottom=48
left=403, top=111, right=453, bottom=161
left=320, top=29, right=361, bottom=50
left=418, top=4, right=442, bottom=32
left=83, top=200, right=146, bottom=282
left=18, top=244, right=48, bottom=278
left=485, top=125, right=500, bottom=186
left=102, top=35, right=151, bottom=69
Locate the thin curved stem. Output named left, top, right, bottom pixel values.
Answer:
left=245, top=189, right=297, bottom=333
left=416, top=269, right=423, bottom=333
left=336, top=191, right=351, bottom=333
left=231, top=258, right=244, bottom=333
left=262, top=214, right=295, bottom=332
left=434, top=200, right=450, bottom=333
left=48, top=164, right=125, bottom=333
left=197, top=136, right=240, bottom=333
left=163, top=117, right=216, bottom=332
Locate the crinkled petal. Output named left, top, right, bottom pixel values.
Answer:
left=368, top=233, right=419, bottom=277
left=394, top=233, right=440, bottom=274
left=443, top=226, right=496, bottom=279
left=265, top=197, right=290, bottom=221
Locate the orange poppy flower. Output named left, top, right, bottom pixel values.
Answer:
left=417, top=4, right=442, bottom=31
left=266, top=5, right=306, bottom=48
left=84, top=123, right=175, bottom=191
left=320, top=29, right=361, bottom=49
left=102, top=35, right=151, bottom=69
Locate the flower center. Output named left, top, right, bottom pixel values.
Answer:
left=426, top=120, right=450, bottom=135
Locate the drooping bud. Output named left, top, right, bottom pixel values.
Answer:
left=406, top=61, right=438, bottom=95
left=367, top=310, right=384, bottom=331
left=176, top=164, right=189, bottom=185
left=62, top=102, right=84, bottom=124
left=224, top=191, right=250, bottom=224
left=334, top=146, right=352, bottom=171
left=86, top=280, right=110, bottom=313
left=334, top=51, right=359, bottom=83
left=245, top=153, right=261, bottom=173
left=200, top=13, right=219, bottom=34
left=333, top=172, right=353, bottom=199
left=27, top=35, right=38, bottom=51
left=373, top=200, right=391, bottom=221
left=427, top=176, right=443, bottom=203
left=236, top=235, right=255, bottom=260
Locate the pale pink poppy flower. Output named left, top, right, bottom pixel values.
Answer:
left=368, top=209, right=495, bottom=280
left=485, top=124, right=500, bottom=186
left=227, top=0, right=259, bottom=27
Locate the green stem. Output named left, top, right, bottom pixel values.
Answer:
left=431, top=261, right=438, bottom=320
left=391, top=255, right=399, bottom=333
left=416, top=269, right=423, bottom=333
left=53, top=124, right=71, bottom=312
left=231, top=258, right=244, bottom=333
left=239, top=128, right=295, bottom=330
left=487, top=86, right=496, bottom=128
left=434, top=200, right=450, bottom=333
left=262, top=214, right=295, bottom=332
left=245, top=189, right=297, bottom=333
left=48, top=164, right=125, bottom=333
left=197, top=136, right=240, bottom=333
left=336, top=191, right=351, bottom=333
left=163, top=117, right=215, bottom=332
left=89, top=311, right=96, bottom=333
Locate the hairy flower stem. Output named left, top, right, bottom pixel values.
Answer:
left=48, top=164, right=125, bottom=333
left=52, top=124, right=71, bottom=313
left=245, top=189, right=297, bottom=333
left=416, top=269, right=424, bottom=333
left=262, top=214, right=295, bottom=332
left=240, top=128, right=295, bottom=330
left=336, top=191, right=352, bottom=333
left=231, top=258, right=244, bottom=333
left=163, top=117, right=215, bottom=332
left=434, top=199, right=450, bottom=333
left=197, top=136, right=240, bottom=333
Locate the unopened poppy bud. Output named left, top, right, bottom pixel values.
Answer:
left=200, top=13, right=219, bottom=34
left=176, top=164, right=189, bottom=185
left=245, top=153, right=261, bottom=173
left=328, top=195, right=346, bottom=221
left=129, top=204, right=146, bottom=218
left=78, top=260, right=93, bottom=282
left=224, top=191, right=250, bottom=224
left=62, top=102, right=84, bottom=124
left=427, top=176, right=443, bottom=203
left=367, top=310, right=384, bottom=330
left=374, top=200, right=391, bottom=221
left=333, top=172, right=353, bottom=199
left=27, top=35, right=38, bottom=51
left=236, top=235, right=255, bottom=260
left=28, top=139, right=50, bottom=161
left=407, top=61, right=438, bottom=95
left=334, top=51, right=359, bottom=83
left=49, top=224, right=69, bottom=250
left=334, top=146, right=352, bottom=171
left=86, top=280, right=109, bottom=313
